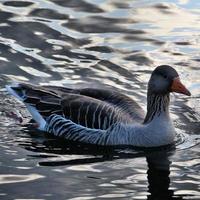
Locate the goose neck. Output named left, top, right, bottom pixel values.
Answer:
left=144, top=92, right=170, bottom=124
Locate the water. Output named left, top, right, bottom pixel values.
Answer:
left=0, top=0, right=200, bottom=199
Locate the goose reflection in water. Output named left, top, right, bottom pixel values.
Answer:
left=18, top=128, right=183, bottom=200
left=146, top=150, right=183, bottom=200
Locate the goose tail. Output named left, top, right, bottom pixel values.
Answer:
left=6, top=83, right=26, bottom=101
left=6, top=83, right=46, bottom=130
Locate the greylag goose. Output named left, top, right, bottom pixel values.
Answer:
left=6, top=65, right=191, bottom=147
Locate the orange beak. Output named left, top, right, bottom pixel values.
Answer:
left=171, top=77, right=191, bottom=96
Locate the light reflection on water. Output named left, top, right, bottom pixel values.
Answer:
left=0, top=0, right=200, bottom=199
left=0, top=174, right=44, bottom=184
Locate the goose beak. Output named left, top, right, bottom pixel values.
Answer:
left=171, top=77, right=191, bottom=96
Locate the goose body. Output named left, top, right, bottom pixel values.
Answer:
left=6, top=65, right=191, bottom=147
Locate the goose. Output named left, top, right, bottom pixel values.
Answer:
left=6, top=65, right=191, bottom=147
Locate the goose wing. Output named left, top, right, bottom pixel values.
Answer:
left=43, top=86, right=145, bottom=122
left=61, top=93, right=134, bottom=129
left=8, top=83, right=144, bottom=129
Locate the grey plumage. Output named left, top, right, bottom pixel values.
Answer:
left=45, top=114, right=107, bottom=145
left=6, top=65, right=190, bottom=147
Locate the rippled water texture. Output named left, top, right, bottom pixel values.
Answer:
left=0, top=0, right=200, bottom=199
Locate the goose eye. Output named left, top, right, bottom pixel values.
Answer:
left=163, top=75, right=168, bottom=79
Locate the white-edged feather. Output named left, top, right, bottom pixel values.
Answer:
left=6, top=83, right=24, bottom=101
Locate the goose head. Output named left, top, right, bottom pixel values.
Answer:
left=148, top=65, right=191, bottom=96
left=144, top=65, right=191, bottom=124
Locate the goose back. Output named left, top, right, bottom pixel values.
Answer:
left=44, top=86, right=145, bottom=122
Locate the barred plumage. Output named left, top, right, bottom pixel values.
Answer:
left=45, top=114, right=108, bottom=145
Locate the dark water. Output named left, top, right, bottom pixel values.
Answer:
left=0, top=0, right=200, bottom=199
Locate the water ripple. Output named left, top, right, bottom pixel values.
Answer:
left=0, top=174, right=44, bottom=184
left=0, top=0, right=199, bottom=199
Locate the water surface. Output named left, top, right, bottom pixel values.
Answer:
left=0, top=0, right=200, bottom=199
